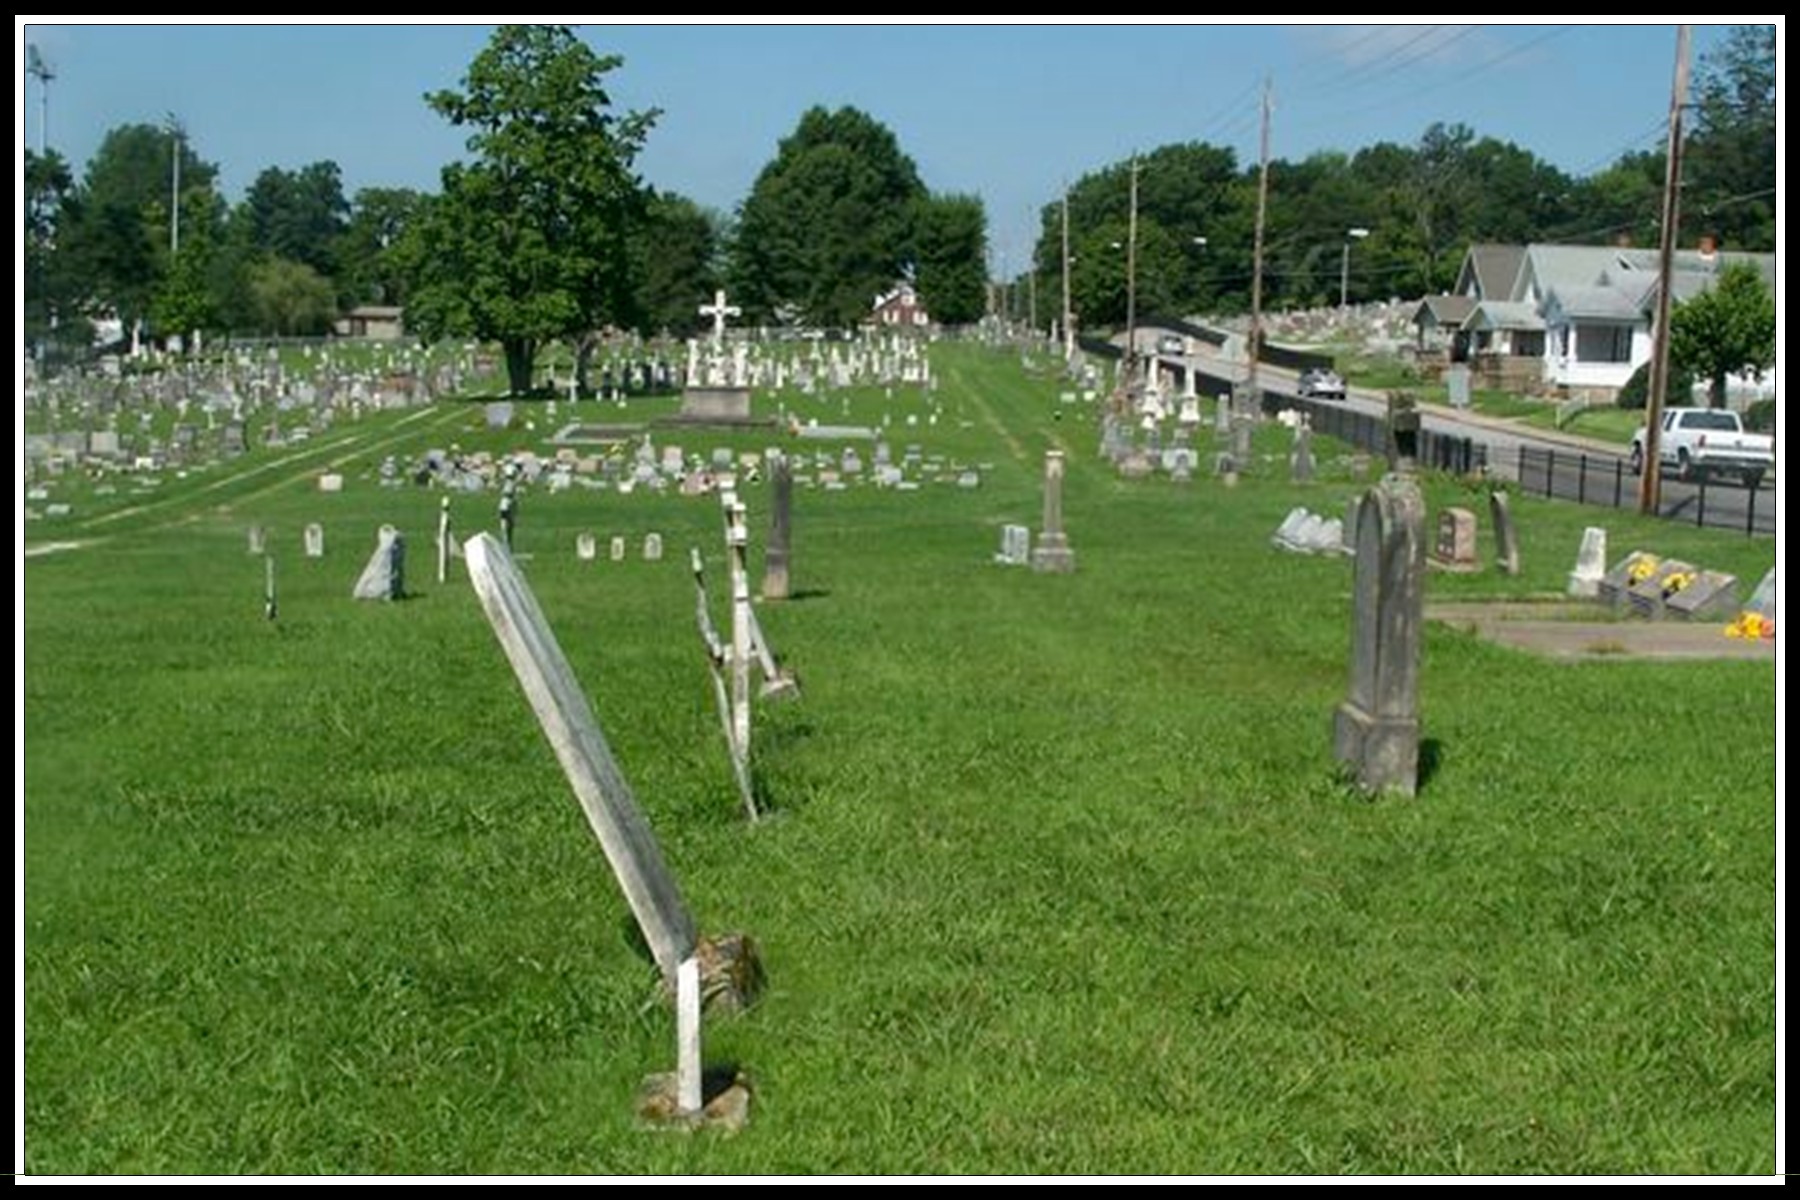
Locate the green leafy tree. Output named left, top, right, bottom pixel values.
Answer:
left=1668, top=262, right=1775, bottom=409
left=338, top=186, right=426, bottom=307
left=732, top=106, right=926, bottom=328
left=25, top=147, right=90, bottom=357
left=1686, top=25, right=1775, bottom=251
left=59, top=122, right=222, bottom=344
left=242, top=160, right=349, bottom=277
left=633, top=189, right=722, bottom=337
left=247, top=256, right=338, bottom=336
left=909, top=193, right=988, bottom=326
left=404, top=25, right=657, bottom=394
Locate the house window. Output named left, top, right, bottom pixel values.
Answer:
left=1513, top=331, right=1545, bottom=357
left=1575, top=323, right=1632, bottom=364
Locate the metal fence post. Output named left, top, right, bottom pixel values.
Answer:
left=1545, top=448, right=1555, bottom=498
left=1695, top=473, right=1706, bottom=528
left=1613, top=459, right=1623, bottom=509
left=1577, top=454, right=1587, bottom=505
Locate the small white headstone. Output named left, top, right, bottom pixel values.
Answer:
left=643, top=533, right=664, bottom=562
left=576, top=532, right=597, bottom=561
left=318, top=473, right=343, bottom=493
left=1568, top=527, right=1608, bottom=598
left=304, top=522, right=325, bottom=558
left=610, top=536, right=627, bottom=562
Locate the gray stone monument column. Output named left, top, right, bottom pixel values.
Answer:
left=1386, top=391, right=1421, bottom=474
left=762, top=453, right=792, bottom=601
left=1334, top=475, right=1426, bottom=796
left=1030, top=449, right=1076, bottom=573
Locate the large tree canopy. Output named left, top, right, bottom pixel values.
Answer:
left=404, top=24, right=657, bottom=394
left=731, top=106, right=929, bottom=329
left=1669, top=262, right=1776, bottom=408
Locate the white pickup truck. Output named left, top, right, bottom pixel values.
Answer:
left=1630, top=408, right=1775, bottom=487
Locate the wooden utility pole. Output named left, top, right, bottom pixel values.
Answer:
left=1639, top=25, right=1690, bottom=516
left=1247, top=78, right=1272, bottom=415
left=1125, top=155, right=1140, bottom=388
left=1061, top=190, right=1074, bottom=363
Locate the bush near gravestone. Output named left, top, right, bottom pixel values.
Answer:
left=1743, top=398, right=1776, bottom=433
left=1616, top=360, right=1696, bottom=411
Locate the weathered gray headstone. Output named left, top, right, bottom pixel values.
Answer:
left=247, top=524, right=267, bottom=555
left=1568, top=527, right=1607, bottom=598
left=1030, top=450, right=1076, bottom=573
left=643, top=532, right=664, bottom=562
left=1664, top=570, right=1740, bottom=622
left=1334, top=477, right=1426, bottom=796
left=762, top=453, right=792, bottom=601
left=1385, top=392, right=1420, bottom=473
left=351, top=525, right=405, bottom=601
left=1430, top=507, right=1479, bottom=572
left=1290, top=423, right=1314, bottom=483
left=304, top=522, right=325, bottom=559
left=485, top=401, right=514, bottom=430
left=1489, top=490, right=1520, bottom=576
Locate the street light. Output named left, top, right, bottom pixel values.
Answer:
left=1341, top=227, right=1370, bottom=309
left=165, top=113, right=186, bottom=257
left=1190, top=236, right=1208, bottom=316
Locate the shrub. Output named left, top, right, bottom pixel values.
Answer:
left=1616, top=360, right=1697, bottom=410
left=1743, top=398, right=1776, bottom=433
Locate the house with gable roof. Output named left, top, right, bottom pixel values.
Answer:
left=1413, top=240, right=1775, bottom=402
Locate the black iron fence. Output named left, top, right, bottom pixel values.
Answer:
left=1262, top=392, right=1487, bottom=477
left=1515, top=445, right=1775, bottom=538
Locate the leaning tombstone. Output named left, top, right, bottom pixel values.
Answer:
left=351, top=525, right=406, bottom=601
left=691, top=548, right=759, bottom=823
left=1744, top=567, right=1777, bottom=620
left=463, top=533, right=761, bottom=1130
left=1334, top=476, right=1426, bottom=796
left=1489, top=490, right=1521, bottom=576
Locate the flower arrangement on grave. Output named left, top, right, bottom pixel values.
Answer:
left=1627, top=555, right=1661, bottom=584
left=1724, top=611, right=1776, bottom=641
left=1661, top=570, right=1697, bottom=597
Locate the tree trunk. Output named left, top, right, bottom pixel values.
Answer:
left=504, top=338, right=536, bottom=396
left=1709, top=374, right=1727, bottom=409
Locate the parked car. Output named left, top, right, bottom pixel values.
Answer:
left=1297, top=368, right=1345, bottom=400
left=1630, top=407, right=1774, bottom=487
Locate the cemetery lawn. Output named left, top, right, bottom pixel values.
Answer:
left=23, top=343, right=1777, bottom=1176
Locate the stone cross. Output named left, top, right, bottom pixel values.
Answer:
left=1030, top=449, right=1076, bottom=573
left=762, top=452, right=792, bottom=601
left=1334, top=477, right=1426, bottom=796
left=691, top=547, right=759, bottom=823
left=699, top=289, right=741, bottom=346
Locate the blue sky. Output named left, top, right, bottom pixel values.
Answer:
left=15, top=21, right=1781, bottom=271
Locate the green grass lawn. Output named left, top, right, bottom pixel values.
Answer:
left=23, top=342, right=1778, bottom=1175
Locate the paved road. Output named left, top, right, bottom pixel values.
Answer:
left=1134, top=328, right=1774, bottom=536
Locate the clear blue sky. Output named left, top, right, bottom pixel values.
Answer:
left=15, top=20, right=1781, bottom=272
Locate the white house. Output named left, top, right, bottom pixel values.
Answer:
left=1414, top=241, right=1775, bottom=402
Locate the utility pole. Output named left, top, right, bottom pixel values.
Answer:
left=166, top=113, right=185, bottom=257
left=27, top=46, right=54, bottom=154
left=1247, top=78, right=1272, bottom=416
left=1125, top=155, right=1140, bottom=389
left=1639, top=25, right=1690, bottom=516
left=1061, top=189, right=1074, bottom=364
